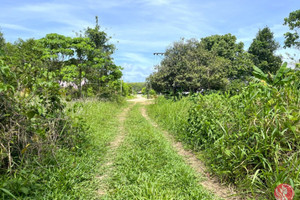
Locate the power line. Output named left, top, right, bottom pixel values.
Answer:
left=153, top=53, right=165, bottom=56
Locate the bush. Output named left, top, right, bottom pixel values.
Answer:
left=0, top=60, right=90, bottom=199
left=148, top=64, right=300, bottom=198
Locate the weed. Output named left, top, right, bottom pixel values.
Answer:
left=103, top=105, right=217, bottom=200
left=147, top=64, right=300, bottom=198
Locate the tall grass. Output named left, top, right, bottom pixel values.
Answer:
left=147, top=71, right=300, bottom=198
left=0, top=101, right=124, bottom=199
left=147, top=97, right=193, bottom=143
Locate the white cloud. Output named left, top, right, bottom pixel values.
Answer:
left=0, top=23, right=34, bottom=32
left=121, top=62, right=152, bottom=82
left=1, top=0, right=299, bottom=82
left=119, top=52, right=152, bottom=66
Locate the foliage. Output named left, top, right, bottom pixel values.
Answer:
left=147, top=64, right=300, bottom=199
left=0, top=17, right=125, bottom=199
left=148, top=36, right=254, bottom=95
left=120, top=81, right=133, bottom=97
left=127, top=82, right=145, bottom=93
left=201, top=33, right=244, bottom=61
left=141, top=87, right=147, bottom=95
left=149, top=89, right=156, bottom=96
left=0, top=58, right=87, bottom=167
left=284, top=9, right=300, bottom=49
left=0, top=101, right=124, bottom=199
left=248, top=27, right=282, bottom=74
left=0, top=31, right=4, bottom=56
left=2, top=18, right=122, bottom=100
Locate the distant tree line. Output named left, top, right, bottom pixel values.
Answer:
left=148, top=10, right=300, bottom=95
left=127, top=82, right=146, bottom=93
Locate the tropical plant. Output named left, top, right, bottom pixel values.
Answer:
left=148, top=63, right=300, bottom=198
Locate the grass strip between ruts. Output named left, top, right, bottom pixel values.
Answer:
left=102, top=104, right=218, bottom=200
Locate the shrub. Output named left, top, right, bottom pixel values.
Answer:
left=148, top=64, right=300, bottom=198
left=0, top=60, right=88, bottom=172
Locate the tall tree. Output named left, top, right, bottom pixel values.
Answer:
left=248, top=27, right=282, bottom=74
left=149, top=36, right=253, bottom=95
left=201, top=34, right=253, bottom=79
left=83, top=17, right=122, bottom=97
left=85, top=16, right=115, bottom=54
left=283, top=9, right=300, bottom=49
left=0, top=30, right=5, bottom=56
left=70, top=37, right=94, bottom=98
left=201, top=33, right=244, bottom=61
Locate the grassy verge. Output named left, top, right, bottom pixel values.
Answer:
left=0, top=101, right=124, bottom=199
left=147, top=82, right=300, bottom=199
left=103, top=104, right=217, bottom=200
left=147, top=97, right=193, bottom=144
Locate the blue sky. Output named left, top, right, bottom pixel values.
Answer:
left=0, top=0, right=299, bottom=82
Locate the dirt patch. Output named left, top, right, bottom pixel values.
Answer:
left=127, top=94, right=154, bottom=105
left=96, top=103, right=134, bottom=196
left=140, top=106, right=243, bottom=200
left=109, top=105, right=132, bottom=149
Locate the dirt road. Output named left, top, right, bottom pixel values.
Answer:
left=99, top=95, right=241, bottom=199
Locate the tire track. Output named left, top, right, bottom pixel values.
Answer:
left=140, top=106, right=243, bottom=200
left=96, top=103, right=135, bottom=196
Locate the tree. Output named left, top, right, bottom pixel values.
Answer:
left=0, top=30, right=5, bottom=56
left=85, top=16, right=115, bottom=54
left=149, top=39, right=202, bottom=94
left=201, top=33, right=244, bottom=61
left=38, top=33, right=74, bottom=74
left=82, top=17, right=122, bottom=98
left=200, top=34, right=253, bottom=79
left=248, top=27, right=282, bottom=74
left=149, top=35, right=254, bottom=95
left=283, top=9, right=300, bottom=49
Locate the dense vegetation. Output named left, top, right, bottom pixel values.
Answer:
left=146, top=10, right=300, bottom=199
left=147, top=10, right=300, bottom=199
left=148, top=63, right=300, bottom=198
left=148, top=23, right=286, bottom=95
left=0, top=17, right=129, bottom=199
left=1, top=8, right=299, bottom=199
left=148, top=34, right=254, bottom=94
left=127, top=82, right=145, bottom=93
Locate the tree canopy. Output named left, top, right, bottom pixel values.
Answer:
left=283, top=9, right=300, bottom=49
left=0, top=31, right=5, bottom=56
left=248, top=27, right=282, bottom=74
left=148, top=35, right=254, bottom=95
left=1, top=17, right=123, bottom=99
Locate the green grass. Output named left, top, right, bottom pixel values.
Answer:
left=147, top=97, right=193, bottom=145
left=103, top=104, right=217, bottom=200
left=147, top=82, right=300, bottom=199
left=0, top=101, right=125, bottom=199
